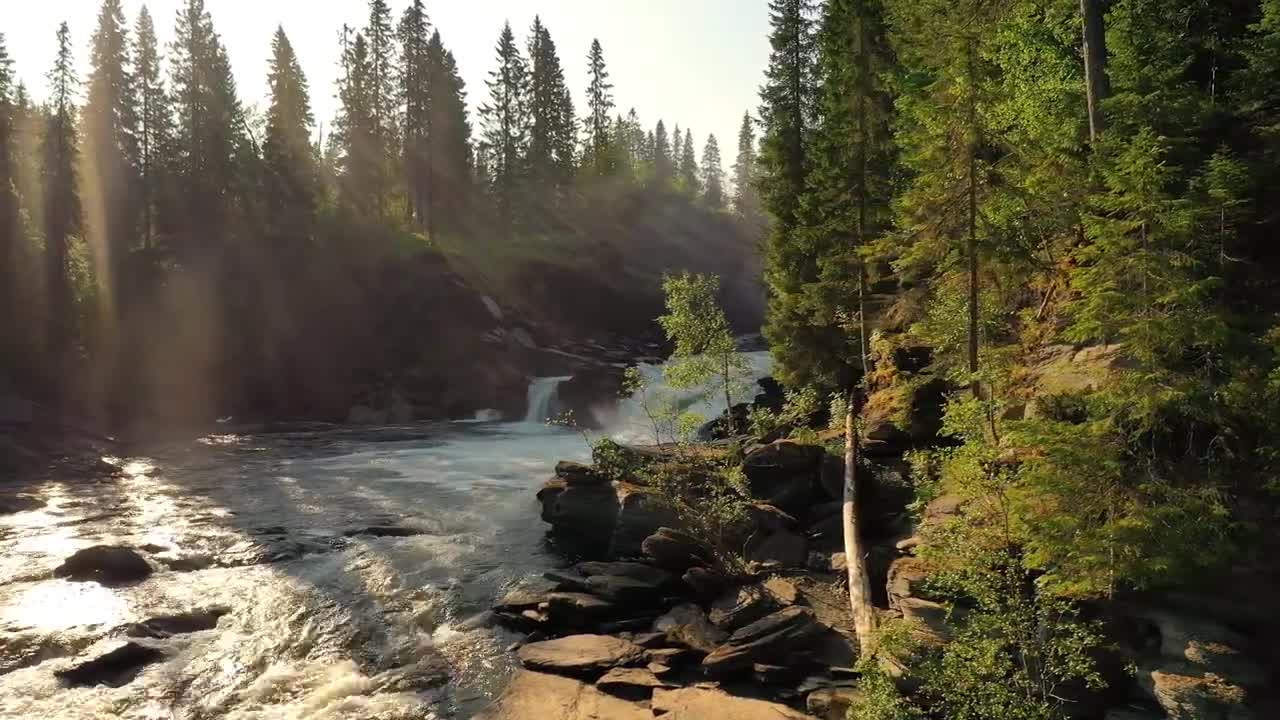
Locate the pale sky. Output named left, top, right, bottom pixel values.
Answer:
left=6, top=1, right=769, bottom=164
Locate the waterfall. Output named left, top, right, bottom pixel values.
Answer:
left=524, top=376, right=573, bottom=424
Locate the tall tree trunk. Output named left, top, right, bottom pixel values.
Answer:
left=967, top=40, right=981, bottom=398
left=845, top=10, right=877, bottom=654
left=843, top=387, right=876, bottom=656
left=1080, top=0, right=1110, bottom=142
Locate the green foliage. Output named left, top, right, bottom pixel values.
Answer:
left=647, top=459, right=752, bottom=570
left=658, top=272, right=753, bottom=424
left=590, top=438, right=649, bottom=482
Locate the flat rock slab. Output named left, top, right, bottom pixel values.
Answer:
left=702, top=606, right=823, bottom=675
left=597, top=667, right=675, bottom=690
left=652, top=686, right=817, bottom=719
left=576, top=561, right=677, bottom=588
left=517, top=634, right=646, bottom=675
left=475, top=669, right=652, bottom=720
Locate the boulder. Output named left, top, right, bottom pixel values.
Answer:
left=887, top=556, right=953, bottom=644
left=742, top=441, right=824, bottom=492
left=555, top=461, right=607, bottom=486
left=538, top=480, right=678, bottom=560
left=709, top=578, right=798, bottom=631
left=56, top=642, right=164, bottom=687
left=517, top=635, right=645, bottom=676
left=747, top=503, right=800, bottom=532
left=0, top=494, right=43, bottom=515
left=702, top=607, right=825, bottom=675
left=123, top=607, right=229, bottom=638
left=540, top=593, right=621, bottom=627
left=610, top=484, right=680, bottom=558
left=1138, top=667, right=1253, bottom=720
left=642, top=528, right=714, bottom=571
left=585, top=574, right=666, bottom=605
left=745, top=529, right=808, bottom=568
left=475, top=669, right=652, bottom=720
left=575, top=561, right=677, bottom=588
left=652, top=686, right=817, bottom=719
left=807, top=686, right=864, bottom=720
left=53, top=546, right=153, bottom=585
left=654, top=604, right=727, bottom=654
left=682, top=566, right=731, bottom=597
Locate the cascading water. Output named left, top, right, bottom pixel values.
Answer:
left=0, top=351, right=772, bottom=720
left=522, top=376, right=573, bottom=424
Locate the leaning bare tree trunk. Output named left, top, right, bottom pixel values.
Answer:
left=844, top=387, right=877, bottom=656
left=1080, top=0, right=1111, bottom=142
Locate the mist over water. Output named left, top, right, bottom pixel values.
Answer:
left=0, top=353, right=771, bottom=719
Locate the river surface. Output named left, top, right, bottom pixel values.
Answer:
left=0, top=353, right=771, bottom=720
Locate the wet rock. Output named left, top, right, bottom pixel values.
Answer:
left=654, top=604, right=728, bottom=654
left=124, top=607, right=230, bottom=638
left=56, top=642, right=164, bottom=687
left=475, top=669, right=653, bottom=720
left=53, top=546, right=153, bottom=585
left=538, top=480, right=619, bottom=555
left=158, top=554, right=214, bottom=572
left=652, top=686, right=816, bottom=719
left=555, top=460, right=607, bottom=486
left=702, top=607, right=825, bottom=675
left=0, top=494, right=43, bottom=515
left=745, top=529, right=808, bottom=568
left=543, top=570, right=592, bottom=593
left=517, top=635, right=645, bottom=676
left=807, top=685, right=863, bottom=720
left=642, top=528, right=714, bottom=571
left=344, top=525, right=427, bottom=538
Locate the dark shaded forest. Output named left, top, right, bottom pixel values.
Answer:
left=0, top=0, right=765, bottom=428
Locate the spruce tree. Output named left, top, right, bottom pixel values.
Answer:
left=84, top=0, right=141, bottom=306
left=398, top=0, right=431, bottom=230
left=757, top=0, right=816, bottom=232
left=671, top=122, right=683, bottom=174
left=479, top=22, right=530, bottom=234
left=584, top=38, right=614, bottom=176
left=43, top=22, right=83, bottom=372
left=527, top=17, right=575, bottom=207
left=0, top=34, right=19, bottom=362
left=365, top=0, right=398, bottom=145
left=426, top=31, right=473, bottom=232
left=335, top=28, right=382, bottom=215
left=263, top=26, right=318, bottom=245
left=731, top=111, right=763, bottom=225
left=133, top=6, right=170, bottom=249
left=700, top=133, right=725, bottom=209
left=678, top=128, right=700, bottom=194
left=653, top=120, right=673, bottom=187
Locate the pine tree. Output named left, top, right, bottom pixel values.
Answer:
left=133, top=6, right=171, bottom=249
left=731, top=111, right=763, bottom=225
left=671, top=122, right=683, bottom=174
left=678, top=128, right=700, bottom=194
left=398, top=0, right=431, bottom=230
left=85, top=0, right=141, bottom=310
left=479, top=22, right=530, bottom=234
left=700, top=133, right=725, bottom=209
left=584, top=38, right=614, bottom=176
left=527, top=17, right=575, bottom=207
left=263, top=26, right=318, bottom=244
left=43, top=22, right=83, bottom=372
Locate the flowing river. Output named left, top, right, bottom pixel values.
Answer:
left=0, top=353, right=771, bottom=720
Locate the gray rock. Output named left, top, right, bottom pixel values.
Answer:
left=654, top=604, right=728, bottom=654
left=642, top=527, right=714, bottom=571
left=575, top=561, right=677, bottom=588
left=745, top=529, right=808, bottom=568
left=807, top=686, right=863, bottom=720
left=555, top=461, right=606, bottom=486
left=585, top=574, right=665, bottom=605
left=709, top=578, right=798, bottom=632
left=682, top=566, right=730, bottom=597
left=54, top=546, right=152, bottom=586
left=702, top=606, right=824, bottom=675
left=517, top=635, right=646, bottom=675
